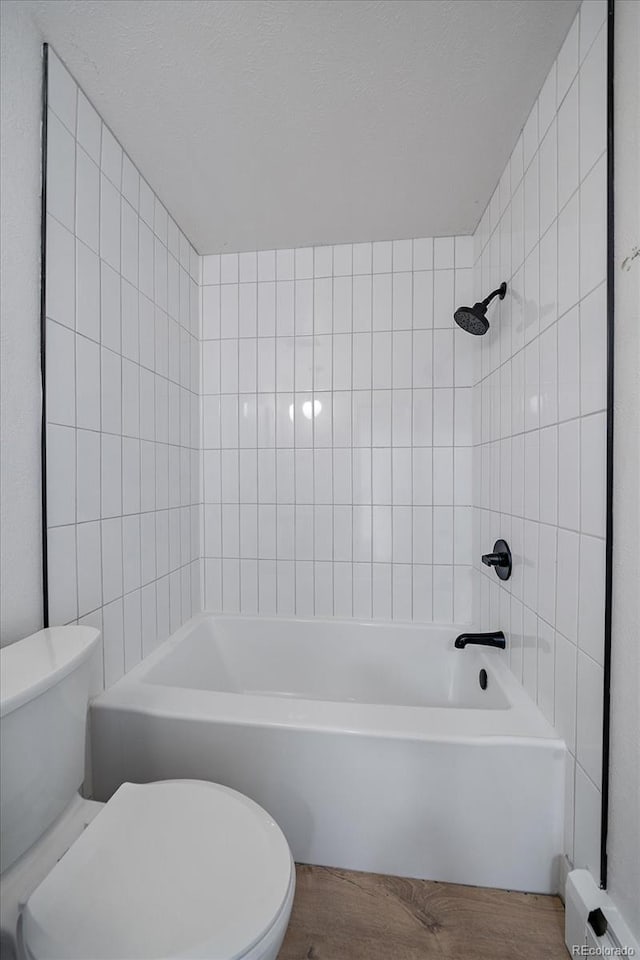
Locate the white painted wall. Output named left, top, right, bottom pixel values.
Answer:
left=609, top=0, right=640, bottom=940
left=0, top=2, right=44, bottom=645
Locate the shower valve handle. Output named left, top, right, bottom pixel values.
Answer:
left=481, top=539, right=512, bottom=581
left=481, top=551, right=509, bottom=567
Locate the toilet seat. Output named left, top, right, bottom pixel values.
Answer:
left=21, top=780, right=294, bottom=960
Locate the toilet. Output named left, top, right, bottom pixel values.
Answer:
left=0, top=627, right=294, bottom=960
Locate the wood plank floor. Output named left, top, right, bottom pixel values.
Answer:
left=278, top=864, right=568, bottom=960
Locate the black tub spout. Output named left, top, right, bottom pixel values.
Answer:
left=454, top=631, right=506, bottom=649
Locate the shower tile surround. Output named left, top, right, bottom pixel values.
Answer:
left=471, top=0, right=608, bottom=884
left=45, top=47, right=476, bottom=673
left=44, top=50, right=201, bottom=688
left=44, top=0, right=607, bottom=891
left=200, top=237, right=475, bottom=622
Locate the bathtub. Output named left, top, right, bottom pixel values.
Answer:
left=90, top=614, right=565, bottom=893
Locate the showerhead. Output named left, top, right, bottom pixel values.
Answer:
left=453, top=304, right=490, bottom=335
left=454, top=281, right=507, bottom=335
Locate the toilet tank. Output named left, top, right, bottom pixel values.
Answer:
left=0, top=627, right=101, bottom=874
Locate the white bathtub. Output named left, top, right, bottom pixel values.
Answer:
left=90, top=614, right=565, bottom=893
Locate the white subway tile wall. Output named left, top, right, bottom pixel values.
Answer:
left=45, top=50, right=201, bottom=688
left=201, top=237, right=475, bottom=623
left=472, top=0, right=608, bottom=882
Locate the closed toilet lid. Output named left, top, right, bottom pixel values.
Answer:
left=22, top=780, right=293, bottom=960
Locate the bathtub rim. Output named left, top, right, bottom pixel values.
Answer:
left=91, top=613, right=564, bottom=748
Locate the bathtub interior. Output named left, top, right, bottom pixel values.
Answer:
left=142, top=616, right=510, bottom=710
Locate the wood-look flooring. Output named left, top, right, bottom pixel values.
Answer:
left=278, top=864, right=568, bottom=960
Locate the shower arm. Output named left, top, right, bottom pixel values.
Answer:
left=480, top=282, right=507, bottom=308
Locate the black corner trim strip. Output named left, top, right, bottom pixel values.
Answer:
left=600, top=0, right=615, bottom=891
left=40, top=43, right=49, bottom=628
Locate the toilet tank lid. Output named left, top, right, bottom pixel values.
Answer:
left=0, top=627, right=100, bottom=718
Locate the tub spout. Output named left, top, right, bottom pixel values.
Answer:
left=454, top=631, right=506, bottom=649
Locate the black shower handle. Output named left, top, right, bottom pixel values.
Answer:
left=482, top=551, right=510, bottom=567
left=481, top=539, right=512, bottom=581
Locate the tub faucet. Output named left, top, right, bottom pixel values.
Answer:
left=454, top=631, right=506, bottom=649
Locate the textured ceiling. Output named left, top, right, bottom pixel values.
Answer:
left=23, top=0, right=579, bottom=254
